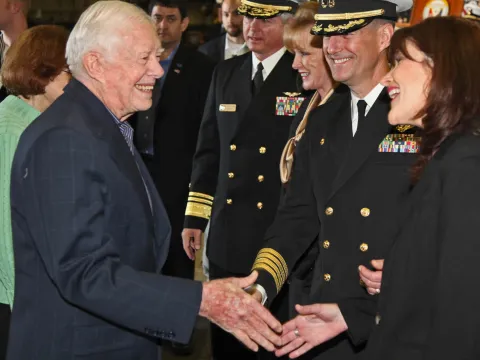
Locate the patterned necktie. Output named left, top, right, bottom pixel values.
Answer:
left=252, top=62, right=264, bottom=95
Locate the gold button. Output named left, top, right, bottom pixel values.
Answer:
left=360, top=207, right=370, bottom=217
left=360, top=243, right=369, bottom=252
left=324, top=273, right=331, bottom=282
left=226, top=199, right=233, bottom=205
left=323, top=240, right=330, bottom=249
left=257, top=202, right=263, bottom=209
left=320, top=138, right=325, bottom=145
left=259, top=147, right=266, bottom=154
left=325, top=207, right=333, bottom=215
left=258, top=175, right=264, bottom=182
left=230, top=144, right=237, bottom=151
left=228, top=172, right=235, bottom=179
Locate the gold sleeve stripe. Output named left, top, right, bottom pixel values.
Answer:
left=254, top=254, right=286, bottom=285
left=251, top=262, right=281, bottom=292
left=188, top=192, right=214, bottom=201
left=257, top=248, right=288, bottom=276
left=253, top=256, right=285, bottom=285
left=187, top=197, right=213, bottom=206
left=185, top=202, right=211, bottom=220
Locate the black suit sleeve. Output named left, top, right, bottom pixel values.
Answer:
left=184, top=66, right=220, bottom=231
left=253, top=121, right=320, bottom=302
left=422, top=153, right=480, bottom=359
left=24, top=129, right=202, bottom=344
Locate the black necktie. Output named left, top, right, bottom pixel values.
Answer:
left=356, top=100, right=367, bottom=135
left=252, top=62, right=264, bottom=95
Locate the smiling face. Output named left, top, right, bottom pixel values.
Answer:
left=243, top=15, right=285, bottom=60
left=291, top=28, right=330, bottom=92
left=96, top=22, right=164, bottom=120
left=323, top=21, right=392, bottom=95
left=382, top=40, right=431, bottom=128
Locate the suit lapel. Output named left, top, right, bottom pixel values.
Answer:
left=219, top=34, right=226, bottom=61
left=66, top=80, right=154, bottom=223
left=327, top=90, right=391, bottom=200
left=230, top=54, right=253, bottom=136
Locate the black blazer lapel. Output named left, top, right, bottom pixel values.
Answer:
left=327, top=89, right=391, bottom=200
left=230, top=54, right=253, bottom=136
left=218, top=34, right=226, bottom=61
left=155, top=44, right=188, bottom=108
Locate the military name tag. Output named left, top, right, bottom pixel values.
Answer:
left=275, top=94, right=305, bottom=117
left=378, top=134, right=420, bottom=153
left=219, top=104, right=237, bottom=112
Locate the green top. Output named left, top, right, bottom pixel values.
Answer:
left=0, top=95, right=40, bottom=307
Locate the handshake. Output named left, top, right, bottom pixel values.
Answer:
left=198, top=271, right=348, bottom=359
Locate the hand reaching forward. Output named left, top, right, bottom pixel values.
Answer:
left=359, top=259, right=384, bottom=295
left=199, top=271, right=282, bottom=352
left=275, top=303, right=348, bottom=359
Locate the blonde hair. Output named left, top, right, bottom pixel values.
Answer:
left=283, top=2, right=323, bottom=52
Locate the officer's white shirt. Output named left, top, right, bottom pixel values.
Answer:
left=251, top=47, right=287, bottom=80
left=350, top=83, right=384, bottom=136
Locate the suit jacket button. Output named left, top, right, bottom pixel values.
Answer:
left=227, top=199, right=233, bottom=205
left=360, top=207, right=371, bottom=217
left=360, top=243, right=369, bottom=252
left=320, top=138, right=325, bottom=145
left=230, top=144, right=237, bottom=151
left=324, top=273, right=331, bottom=282
left=228, top=172, right=235, bottom=178
left=258, top=175, right=264, bottom=182
left=259, top=146, right=266, bottom=154
left=257, top=202, right=263, bottom=209
left=325, top=207, right=334, bottom=215
left=375, top=313, right=381, bottom=325
left=323, top=240, right=330, bottom=249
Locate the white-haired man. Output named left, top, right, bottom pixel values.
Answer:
left=6, top=2, right=282, bottom=359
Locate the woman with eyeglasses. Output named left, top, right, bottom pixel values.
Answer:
left=0, top=25, right=70, bottom=355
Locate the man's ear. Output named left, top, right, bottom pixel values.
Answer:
left=180, top=16, right=190, bottom=33
left=82, top=51, right=106, bottom=83
left=378, top=23, right=394, bottom=53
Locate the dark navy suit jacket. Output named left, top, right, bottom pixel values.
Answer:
left=7, top=79, right=202, bottom=360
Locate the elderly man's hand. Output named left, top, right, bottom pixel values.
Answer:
left=275, top=303, right=347, bottom=359
left=199, top=271, right=282, bottom=352
left=359, top=259, right=384, bottom=295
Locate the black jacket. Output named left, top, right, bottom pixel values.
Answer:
left=184, top=51, right=305, bottom=274
left=133, top=44, right=215, bottom=245
left=364, top=133, right=480, bottom=360
left=254, top=84, right=417, bottom=359
left=198, top=34, right=226, bottom=63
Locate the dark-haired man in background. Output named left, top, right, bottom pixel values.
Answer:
left=133, top=3, right=214, bottom=354
left=199, top=0, right=248, bottom=63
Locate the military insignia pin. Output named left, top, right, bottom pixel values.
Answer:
left=276, top=96, right=305, bottom=116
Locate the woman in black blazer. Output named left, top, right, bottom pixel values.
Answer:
left=361, top=16, right=480, bottom=360
left=277, top=16, right=480, bottom=360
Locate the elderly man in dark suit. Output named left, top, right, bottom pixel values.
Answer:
left=6, top=2, right=283, bottom=359
left=199, top=0, right=248, bottom=63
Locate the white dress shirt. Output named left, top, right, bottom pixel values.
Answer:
left=350, top=83, right=384, bottom=136
left=251, top=47, right=287, bottom=80
left=224, top=36, right=248, bottom=60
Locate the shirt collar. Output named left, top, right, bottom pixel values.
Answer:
left=251, top=47, right=286, bottom=80
left=350, top=83, right=384, bottom=109
left=225, top=36, right=246, bottom=51
left=162, top=43, right=180, bottom=63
